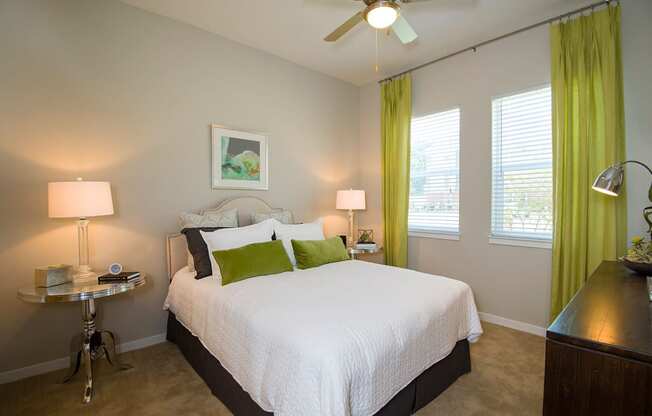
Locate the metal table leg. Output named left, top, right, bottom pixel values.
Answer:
left=62, top=298, right=132, bottom=403
left=81, top=298, right=95, bottom=403
left=62, top=334, right=82, bottom=383
left=98, top=330, right=131, bottom=370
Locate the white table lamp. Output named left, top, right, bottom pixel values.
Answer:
left=336, top=189, right=366, bottom=247
left=48, top=178, right=114, bottom=279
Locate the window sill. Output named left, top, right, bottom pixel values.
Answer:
left=409, top=231, right=460, bottom=241
left=489, top=237, right=552, bottom=249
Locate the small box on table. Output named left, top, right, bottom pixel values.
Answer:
left=35, top=264, right=72, bottom=288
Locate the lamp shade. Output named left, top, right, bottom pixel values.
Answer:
left=592, top=165, right=624, bottom=197
left=48, top=181, right=114, bottom=218
left=336, top=189, right=366, bottom=210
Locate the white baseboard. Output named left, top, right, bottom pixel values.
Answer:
left=479, top=312, right=546, bottom=337
left=118, top=333, right=167, bottom=354
left=0, top=332, right=167, bottom=385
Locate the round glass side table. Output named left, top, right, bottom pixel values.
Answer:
left=17, top=274, right=146, bottom=404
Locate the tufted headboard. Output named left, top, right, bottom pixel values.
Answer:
left=166, top=196, right=288, bottom=280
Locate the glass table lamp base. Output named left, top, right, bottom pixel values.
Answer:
left=73, top=268, right=98, bottom=283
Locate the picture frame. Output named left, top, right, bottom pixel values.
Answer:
left=357, top=229, right=375, bottom=243
left=211, top=125, right=269, bottom=190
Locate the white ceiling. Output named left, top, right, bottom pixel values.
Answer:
left=120, top=0, right=596, bottom=86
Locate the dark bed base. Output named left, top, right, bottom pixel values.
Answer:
left=166, top=312, right=471, bottom=416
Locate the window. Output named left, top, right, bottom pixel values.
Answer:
left=409, top=108, right=460, bottom=235
left=491, top=86, right=552, bottom=242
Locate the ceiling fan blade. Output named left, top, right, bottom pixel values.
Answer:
left=392, top=14, right=418, bottom=44
left=324, top=11, right=364, bottom=42
left=400, top=0, right=478, bottom=8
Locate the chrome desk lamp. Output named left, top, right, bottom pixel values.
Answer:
left=592, top=160, right=652, bottom=235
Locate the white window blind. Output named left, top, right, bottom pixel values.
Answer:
left=491, top=86, right=552, bottom=241
left=409, top=108, right=460, bottom=234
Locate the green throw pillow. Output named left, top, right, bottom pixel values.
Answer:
left=213, top=240, right=293, bottom=286
left=291, top=237, right=350, bottom=270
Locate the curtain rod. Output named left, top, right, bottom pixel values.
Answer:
left=378, top=0, right=616, bottom=84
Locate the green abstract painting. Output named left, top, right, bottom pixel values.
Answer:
left=221, top=136, right=261, bottom=181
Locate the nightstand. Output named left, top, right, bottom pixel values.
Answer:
left=348, top=246, right=383, bottom=260
left=17, top=273, right=146, bottom=403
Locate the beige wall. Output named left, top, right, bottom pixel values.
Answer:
left=0, top=0, right=359, bottom=372
left=359, top=0, right=652, bottom=329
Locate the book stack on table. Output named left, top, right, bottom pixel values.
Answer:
left=98, top=272, right=140, bottom=284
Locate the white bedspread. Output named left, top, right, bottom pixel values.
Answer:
left=164, top=260, right=482, bottom=416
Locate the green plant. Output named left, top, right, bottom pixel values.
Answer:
left=624, top=236, right=652, bottom=263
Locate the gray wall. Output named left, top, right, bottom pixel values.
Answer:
left=622, top=0, right=652, bottom=240
left=358, top=0, right=652, bottom=329
left=359, top=26, right=553, bottom=328
left=0, top=0, right=359, bottom=372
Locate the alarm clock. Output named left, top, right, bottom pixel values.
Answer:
left=108, top=263, right=123, bottom=275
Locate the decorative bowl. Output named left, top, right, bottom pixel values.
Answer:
left=621, top=258, right=652, bottom=276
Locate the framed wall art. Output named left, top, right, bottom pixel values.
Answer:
left=211, top=125, right=269, bottom=190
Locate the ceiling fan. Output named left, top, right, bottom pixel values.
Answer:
left=324, top=0, right=431, bottom=44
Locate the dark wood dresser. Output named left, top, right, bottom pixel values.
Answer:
left=544, top=261, right=652, bottom=415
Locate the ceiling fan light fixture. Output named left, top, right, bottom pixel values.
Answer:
left=364, top=1, right=399, bottom=30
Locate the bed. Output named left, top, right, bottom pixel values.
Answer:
left=164, top=197, right=482, bottom=416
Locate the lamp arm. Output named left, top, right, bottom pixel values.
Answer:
left=620, top=160, right=652, bottom=176
left=620, top=160, right=652, bottom=202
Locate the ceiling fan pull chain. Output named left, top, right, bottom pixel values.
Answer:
left=375, top=29, right=380, bottom=73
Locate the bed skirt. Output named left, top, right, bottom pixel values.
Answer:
left=166, top=312, right=471, bottom=416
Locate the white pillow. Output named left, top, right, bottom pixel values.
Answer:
left=179, top=208, right=238, bottom=229
left=273, top=218, right=325, bottom=266
left=200, top=219, right=276, bottom=278
left=252, top=209, right=294, bottom=225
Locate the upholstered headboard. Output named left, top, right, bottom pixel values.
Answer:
left=166, top=196, right=287, bottom=280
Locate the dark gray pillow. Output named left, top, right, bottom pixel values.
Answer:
left=181, top=227, right=226, bottom=279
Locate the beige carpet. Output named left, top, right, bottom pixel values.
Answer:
left=0, top=322, right=544, bottom=416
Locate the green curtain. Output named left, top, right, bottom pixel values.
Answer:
left=550, top=5, right=626, bottom=321
left=381, top=75, right=412, bottom=267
